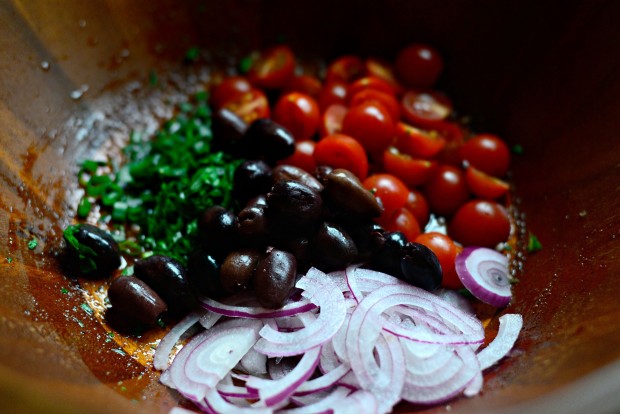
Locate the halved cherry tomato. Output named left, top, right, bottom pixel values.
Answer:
left=278, top=140, right=316, bottom=173
left=221, top=88, right=270, bottom=123
left=318, top=81, right=348, bottom=111
left=414, top=232, right=461, bottom=289
left=348, top=76, right=396, bottom=99
left=325, top=55, right=364, bottom=84
left=341, top=101, right=395, bottom=155
left=465, top=165, right=510, bottom=199
left=210, top=76, right=253, bottom=109
left=364, top=57, right=403, bottom=94
left=401, top=89, right=452, bottom=129
left=273, top=92, right=320, bottom=140
left=434, top=120, right=466, bottom=166
left=284, top=74, right=323, bottom=100
left=319, top=104, right=347, bottom=137
left=247, top=45, right=295, bottom=89
left=382, top=207, right=421, bottom=241
left=362, top=173, right=409, bottom=218
left=394, top=122, right=446, bottom=158
left=448, top=199, right=511, bottom=247
left=314, top=134, right=368, bottom=179
left=423, top=165, right=470, bottom=216
left=395, top=43, right=444, bottom=89
left=405, top=189, right=430, bottom=228
left=459, top=134, right=511, bottom=177
left=382, top=146, right=438, bottom=187
left=349, top=89, right=400, bottom=122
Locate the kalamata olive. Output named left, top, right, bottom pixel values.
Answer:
left=245, top=194, right=268, bottom=209
left=62, top=224, right=121, bottom=278
left=323, top=169, right=383, bottom=218
left=277, top=237, right=312, bottom=273
left=340, top=220, right=386, bottom=260
left=234, top=160, right=273, bottom=203
left=107, top=277, right=168, bottom=326
left=401, top=242, right=443, bottom=291
left=211, top=108, right=248, bottom=155
left=243, top=118, right=295, bottom=163
left=237, top=205, right=272, bottom=245
left=272, top=165, right=324, bottom=192
left=187, top=248, right=225, bottom=298
left=313, top=165, right=333, bottom=186
left=198, top=205, right=238, bottom=254
left=104, top=307, right=144, bottom=335
left=370, top=231, right=409, bottom=277
left=311, top=222, right=359, bottom=272
left=134, top=255, right=196, bottom=314
left=254, top=248, right=297, bottom=308
left=266, top=180, right=323, bottom=235
left=220, top=249, right=262, bottom=293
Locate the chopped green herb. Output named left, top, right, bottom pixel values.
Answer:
left=112, top=348, right=126, bottom=356
left=156, top=318, right=166, bottom=329
left=238, top=55, right=255, bottom=74
left=80, top=303, right=94, bottom=316
left=108, top=331, right=115, bottom=338
left=61, top=287, right=69, bottom=294
left=184, top=46, right=200, bottom=63
left=81, top=159, right=103, bottom=174
left=511, top=144, right=524, bottom=155
left=121, top=266, right=134, bottom=276
left=527, top=233, right=543, bottom=252
left=63, top=225, right=99, bottom=273
left=28, top=238, right=38, bottom=250
left=149, top=69, right=158, bottom=86
left=6, top=257, right=12, bottom=264
left=77, top=197, right=92, bottom=218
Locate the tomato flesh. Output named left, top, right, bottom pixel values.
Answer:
left=382, top=147, right=438, bottom=187
left=405, top=189, right=430, bottom=228
left=382, top=207, right=421, bottom=242
left=221, top=88, right=270, bottom=123
left=459, top=134, right=511, bottom=177
left=326, top=55, right=364, bottom=84
left=401, top=90, right=452, bottom=129
left=314, top=134, right=369, bottom=179
left=273, top=92, right=320, bottom=140
left=210, top=76, right=253, bottom=109
left=350, top=89, right=400, bottom=122
left=248, top=45, right=296, bottom=89
left=465, top=166, right=510, bottom=199
left=320, top=104, right=348, bottom=137
left=395, top=122, right=446, bottom=159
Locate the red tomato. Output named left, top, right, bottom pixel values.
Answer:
left=210, top=76, right=253, bottom=109
left=314, top=134, right=369, bottom=179
left=465, top=166, right=510, bottom=199
left=341, top=101, right=395, bottom=155
left=405, top=189, right=430, bottom=228
left=448, top=200, right=511, bottom=247
left=435, top=120, right=466, bottom=166
left=395, top=43, right=444, bottom=88
left=348, top=76, right=396, bottom=99
left=401, top=89, right=452, bottom=129
left=273, top=92, right=321, bottom=140
left=278, top=140, right=316, bottom=173
left=382, top=207, right=421, bottom=241
left=247, top=45, right=296, bottom=89
left=414, top=232, right=461, bottom=289
left=459, top=134, right=511, bottom=177
left=394, top=122, right=446, bottom=158
left=349, top=89, right=400, bottom=122
left=423, top=165, right=470, bottom=216
left=364, top=57, right=403, bottom=94
left=382, top=146, right=438, bottom=187
left=362, top=173, right=409, bottom=218
left=326, top=55, right=364, bottom=84
left=221, top=88, right=270, bottom=123
left=284, top=74, right=322, bottom=100
left=318, top=81, right=348, bottom=111
left=319, top=104, right=348, bottom=137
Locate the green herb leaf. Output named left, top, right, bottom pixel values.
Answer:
left=149, top=69, right=158, bottom=87
left=238, top=55, right=255, bottom=74
left=28, top=238, right=38, bottom=250
left=6, top=257, right=12, bottom=264
left=528, top=233, right=543, bottom=253
left=77, top=197, right=92, bottom=218
left=80, top=303, right=94, bottom=316
left=184, top=47, right=200, bottom=63
left=61, top=287, right=69, bottom=294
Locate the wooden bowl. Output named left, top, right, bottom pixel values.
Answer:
left=1, top=1, right=619, bottom=412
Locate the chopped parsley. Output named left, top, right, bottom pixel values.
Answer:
left=527, top=233, right=543, bottom=252
left=61, top=287, right=69, bottom=294
left=64, top=225, right=99, bottom=273
left=80, top=303, right=94, bottom=316
left=28, top=238, right=38, bottom=250
left=6, top=257, right=12, bottom=264
left=184, top=47, right=200, bottom=63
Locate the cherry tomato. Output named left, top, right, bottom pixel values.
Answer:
left=349, top=89, right=400, bottom=121
left=414, top=232, right=461, bottom=289
left=314, top=134, right=369, bottom=179
left=448, top=199, right=511, bottom=247
left=423, top=165, right=470, bottom=216
left=318, top=81, right=348, bottom=111
left=348, top=76, right=397, bottom=99
left=284, top=74, right=322, bottom=100
left=341, top=101, right=395, bottom=155
left=221, top=88, right=270, bottom=123
left=325, top=55, right=364, bottom=84
left=364, top=57, right=403, bottom=94
left=405, top=189, right=430, bottom=228
left=382, top=207, right=421, bottom=241
left=382, top=146, right=438, bottom=187
left=401, top=89, right=452, bottom=129
left=394, top=122, right=446, bottom=158
left=247, top=45, right=296, bottom=89
left=279, top=140, right=316, bottom=173
left=459, top=134, right=511, bottom=177
left=210, top=76, right=253, bottom=109
left=273, top=92, right=320, bottom=140
left=465, top=166, right=510, bottom=199
left=319, top=104, right=347, bottom=137
left=435, top=120, right=466, bottom=166
left=362, top=173, right=409, bottom=218
left=395, top=43, right=444, bottom=88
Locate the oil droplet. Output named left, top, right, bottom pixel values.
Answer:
left=40, top=61, right=50, bottom=71
left=78, top=19, right=87, bottom=28
left=70, top=84, right=89, bottom=100
left=578, top=209, right=587, bottom=217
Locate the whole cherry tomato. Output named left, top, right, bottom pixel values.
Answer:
left=362, top=173, right=410, bottom=218
left=459, top=134, right=511, bottom=177
left=349, top=89, right=400, bottom=122
left=273, top=92, right=321, bottom=140
left=325, top=55, right=364, bottom=84
left=279, top=140, right=316, bottom=173
left=318, top=81, right=348, bottom=111
left=401, top=89, right=452, bottom=129
left=382, top=207, right=421, bottom=242
left=210, top=76, right=253, bottom=109
left=395, top=43, right=444, bottom=88
left=414, top=232, right=461, bottom=289
left=465, top=166, right=510, bottom=199
left=319, top=104, right=348, bottom=137
left=394, top=122, right=446, bottom=158
left=284, top=74, right=322, bottom=100
left=247, top=45, right=296, bottom=89
left=382, top=146, right=438, bottom=187
left=405, top=189, right=430, bottom=228
left=221, top=88, right=270, bottom=123
left=342, top=101, right=395, bottom=155
left=423, top=165, right=470, bottom=216
left=314, top=134, right=369, bottom=179
left=448, top=199, right=511, bottom=247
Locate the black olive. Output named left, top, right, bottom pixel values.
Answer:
left=134, top=255, right=197, bottom=314
left=234, top=160, right=273, bottom=203
left=401, top=242, right=443, bottom=291
left=104, top=307, right=145, bottom=336
left=323, top=169, right=383, bottom=219
left=255, top=248, right=297, bottom=308
left=220, top=249, right=262, bottom=294
left=370, top=231, right=409, bottom=277
left=211, top=108, right=247, bottom=155
left=340, top=219, right=386, bottom=260
left=311, top=222, right=359, bottom=272
left=313, top=165, right=333, bottom=186
left=237, top=205, right=272, bottom=245
left=243, top=118, right=295, bottom=163
left=107, top=277, right=168, bottom=326
left=276, top=237, right=312, bottom=273
left=187, top=248, right=225, bottom=298
left=266, top=180, right=323, bottom=236
left=198, top=206, right=238, bottom=254
left=62, top=224, right=121, bottom=278
left=245, top=194, right=268, bottom=209
left=272, top=165, right=324, bottom=192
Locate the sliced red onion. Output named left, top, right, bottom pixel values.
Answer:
left=239, top=346, right=268, bottom=376
left=200, top=296, right=316, bottom=319
left=202, top=387, right=272, bottom=414
left=154, top=310, right=204, bottom=371
left=280, top=387, right=351, bottom=413
left=329, top=390, right=378, bottom=414
left=435, top=288, right=475, bottom=315
left=295, top=362, right=351, bottom=395
left=455, top=246, right=512, bottom=307
left=477, top=313, right=523, bottom=370
left=199, top=310, right=222, bottom=330
left=169, top=407, right=200, bottom=414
